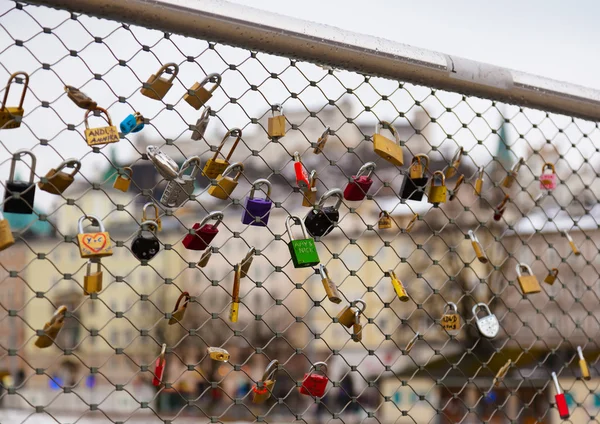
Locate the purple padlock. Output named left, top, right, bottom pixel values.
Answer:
left=242, top=179, right=272, bottom=226
left=540, top=163, right=557, bottom=190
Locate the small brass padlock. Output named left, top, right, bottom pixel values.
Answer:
left=207, top=347, right=230, bottom=362
left=444, top=146, right=463, bottom=179
left=229, top=264, right=241, bottom=323
left=428, top=171, right=447, bottom=204
left=405, top=332, right=419, bottom=352
left=389, top=270, right=409, bottom=302
left=77, top=215, right=113, bottom=258
left=252, top=360, right=279, bottom=404
left=544, top=268, right=559, bottom=285
left=441, top=302, right=460, bottom=332
left=563, top=230, right=581, bottom=256
left=38, top=158, right=81, bottom=195
left=208, top=162, right=244, bottom=200
left=351, top=310, right=362, bottom=343
left=240, top=247, right=255, bottom=279
left=184, top=73, right=222, bottom=110
left=141, top=63, right=179, bottom=100
left=268, top=104, right=286, bottom=138
left=373, top=121, right=403, bottom=166
left=319, top=264, right=342, bottom=304
left=169, top=292, right=190, bottom=325
left=203, top=128, right=242, bottom=179
left=577, top=346, right=591, bottom=380
left=113, top=167, right=133, bottom=192
left=404, top=213, right=418, bottom=233
left=142, top=202, right=162, bottom=232
left=468, top=230, right=488, bottom=264
left=65, top=85, right=97, bottom=110
left=337, top=299, right=366, bottom=328
left=191, top=106, right=211, bottom=141
left=474, top=167, right=484, bottom=196
left=84, top=107, right=119, bottom=146
left=493, top=194, right=510, bottom=221
left=35, top=305, right=67, bottom=348
left=0, top=72, right=29, bottom=130
left=83, top=260, right=102, bottom=295
left=301, top=170, right=318, bottom=207
left=516, top=263, right=541, bottom=294
left=0, top=212, right=15, bottom=252
left=494, top=360, right=512, bottom=387
left=313, top=127, right=330, bottom=154
left=198, top=248, right=212, bottom=268
left=448, top=175, right=464, bottom=201
left=502, top=158, right=524, bottom=188
left=378, top=211, right=392, bottom=229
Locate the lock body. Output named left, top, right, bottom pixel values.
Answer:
left=203, top=158, right=228, bottom=180
left=0, top=107, right=23, bottom=129
left=208, top=347, right=230, bottom=362
left=35, top=321, right=63, bottom=348
left=544, top=269, right=558, bottom=285
left=161, top=178, right=194, bottom=208
left=373, top=133, right=403, bottom=166
left=299, top=373, right=328, bottom=397
left=85, top=125, right=119, bottom=146
left=517, top=274, right=541, bottom=294
left=378, top=212, right=392, bottom=229
left=252, top=380, right=275, bottom=403
left=142, top=75, right=171, bottom=99
left=77, top=232, right=112, bottom=258
left=288, top=239, right=319, bottom=268
left=471, top=240, right=488, bottom=264
left=0, top=218, right=15, bottom=251
left=182, top=223, right=218, bottom=251
left=304, top=208, right=339, bottom=238
left=168, top=294, right=189, bottom=325
left=113, top=176, right=130, bottom=192
left=343, top=176, right=373, bottom=201
left=268, top=115, right=286, bottom=137
left=476, top=315, right=499, bottom=339
left=441, top=313, right=460, bottom=332
left=152, top=357, right=165, bottom=386
left=83, top=262, right=103, bottom=295
left=4, top=181, right=35, bottom=214
left=337, top=307, right=356, bottom=328
left=184, top=84, right=212, bottom=110
left=131, top=234, right=160, bottom=261
left=38, top=169, right=74, bottom=195
left=352, top=313, right=362, bottom=342
left=242, top=197, right=272, bottom=226
left=208, top=176, right=238, bottom=199
left=428, top=183, right=447, bottom=203
left=400, top=176, right=428, bottom=201
left=120, top=113, right=144, bottom=134
left=391, top=275, right=409, bottom=302
left=322, top=276, right=341, bottom=304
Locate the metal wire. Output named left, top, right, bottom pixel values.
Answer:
left=0, top=2, right=598, bottom=424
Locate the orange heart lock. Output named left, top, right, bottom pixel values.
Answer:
left=77, top=215, right=113, bottom=258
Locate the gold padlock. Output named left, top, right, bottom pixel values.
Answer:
left=0, top=72, right=29, bottom=129
left=0, top=212, right=15, bottom=252
left=516, top=263, right=541, bottom=294
left=184, top=73, right=222, bottom=110
left=208, top=162, right=244, bottom=200
left=301, top=170, right=318, bottom=207
left=494, top=360, right=512, bottom=387
left=544, top=268, right=559, bottom=285
left=444, top=146, right=463, bottom=179
left=474, top=167, right=484, bottom=195
left=203, top=128, right=242, bottom=179
left=252, top=360, right=278, bottom=404
left=378, top=211, right=392, bottom=229
left=65, top=85, right=97, bottom=110
left=140, top=63, right=179, bottom=100
left=441, top=302, right=460, bottom=332
left=577, top=346, right=591, bottom=380
left=229, top=264, right=241, bottom=323
left=319, top=264, right=342, bottom=304
left=113, top=167, right=133, bottom=192
left=198, top=248, right=212, bottom=268
left=207, top=347, right=230, bottom=362
left=143, top=202, right=162, bottom=232
left=268, top=104, right=286, bottom=138
left=404, top=213, right=418, bottom=233
left=389, top=270, right=409, bottom=302
left=169, top=292, right=190, bottom=325
left=468, top=230, right=488, bottom=264
left=337, top=299, right=366, bottom=328
left=502, top=158, right=524, bottom=188
left=351, top=310, right=362, bottom=343
left=38, top=158, right=81, bottom=195
left=373, top=121, right=403, bottom=166
left=494, top=194, right=510, bottom=221
left=84, top=107, right=119, bottom=146
left=428, top=171, right=447, bottom=204
left=448, top=174, right=464, bottom=201
left=405, top=332, right=419, bottom=352
left=563, top=230, right=581, bottom=256
left=313, top=127, right=329, bottom=154
left=35, top=305, right=67, bottom=348
left=83, top=260, right=103, bottom=295
left=77, top=215, right=113, bottom=258
left=240, top=247, right=255, bottom=279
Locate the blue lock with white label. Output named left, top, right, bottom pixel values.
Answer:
left=120, top=112, right=145, bottom=134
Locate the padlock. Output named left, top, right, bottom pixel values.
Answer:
left=286, top=215, right=320, bottom=268
left=141, top=63, right=179, bottom=100
left=472, top=303, right=499, bottom=339
left=389, top=270, right=409, bottom=302
left=304, top=188, right=343, bottom=238
left=161, top=156, right=201, bottom=208
left=336, top=299, right=366, bottom=328
left=299, top=362, right=329, bottom=398
left=373, top=121, right=403, bottom=166
left=131, top=220, right=160, bottom=261
left=38, top=158, right=81, bottom=195
left=0, top=212, right=15, bottom=252
left=0, top=72, right=29, bottom=129
left=64, top=85, right=97, bottom=110
left=113, top=167, right=133, bottom=192
left=378, top=211, right=392, bottom=229
left=468, top=230, right=488, bottom=264
left=544, top=268, right=559, bottom=285
left=242, top=179, right=273, bottom=226
left=84, top=107, right=120, bottom=146
left=267, top=104, right=286, bottom=138
left=563, top=230, right=580, bottom=256
left=83, top=260, right=103, bottom=295
left=516, top=263, right=541, bottom=294
left=448, top=175, right=464, bottom=201
left=184, top=73, right=222, bottom=110
left=35, top=305, right=67, bottom=348
left=252, top=360, right=279, bottom=404
left=301, top=170, right=318, bottom=207
left=152, top=343, right=167, bottom=386
left=198, top=248, right=212, bottom=268
left=203, top=128, right=242, bottom=179
left=142, top=202, right=162, bottom=232
left=404, top=213, right=418, bottom=233
left=293, top=151, right=310, bottom=189
left=169, top=292, right=190, bottom=325
left=540, top=162, right=557, bottom=190
left=502, top=158, right=524, bottom=188
left=119, top=111, right=145, bottom=135
left=551, top=372, right=570, bottom=419
left=313, top=127, right=330, bottom=154
left=427, top=171, right=447, bottom=204
left=208, top=162, right=244, bottom=200
left=494, top=360, right=511, bottom=387
left=319, top=264, right=342, bottom=304
left=3, top=150, right=36, bottom=214
left=191, top=106, right=211, bottom=141
left=352, top=310, right=362, bottom=342
left=240, top=247, right=255, bottom=279
left=493, top=194, right=510, bottom=221
left=207, top=347, right=230, bottom=362
left=147, top=145, right=179, bottom=180
left=474, top=167, right=484, bottom=196
left=441, top=302, right=460, bottom=332
left=229, top=263, right=241, bottom=323
left=405, top=332, right=419, bottom=352
left=577, top=346, right=591, bottom=380
left=444, top=146, right=463, bottom=179
left=182, top=211, right=224, bottom=251
left=400, top=154, right=429, bottom=201
left=77, top=215, right=113, bottom=258
left=343, top=162, right=376, bottom=201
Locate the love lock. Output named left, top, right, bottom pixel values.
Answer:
left=77, top=215, right=113, bottom=259
left=304, top=188, right=343, bottom=238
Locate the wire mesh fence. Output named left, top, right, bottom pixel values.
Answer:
left=0, top=1, right=599, bottom=423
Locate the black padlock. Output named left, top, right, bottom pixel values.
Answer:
left=304, top=188, right=343, bottom=238
left=4, top=150, right=36, bottom=214
left=400, top=154, right=429, bottom=201
left=131, top=220, right=160, bottom=261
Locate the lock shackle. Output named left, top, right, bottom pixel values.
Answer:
left=472, top=302, right=492, bottom=319
left=173, top=291, right=190, bottom=312
left=198, top=73, right=222, bottom=94
left=221, top=162, right=244, bottom=180
left=199, top=106, right=211, bottom=122
left=354, top=309, right=360, bottom=322
left=9, top=150, right=37, bottom=183
left=375, top=121, right=400, bottom=144
left=510, top=157, right=525, bottom=174
left=65, top=85, right=96, bottom=109
left=468, top=230, right=479, bottom=243
left=352, top=298, right=366, bottom=314
left=158, top=342, right=167, bottom=362
left=356, top=162, right=376, bottom=178
left=249, top=179, right=272, bottom=199
left=318, top=263, right=330, bottom=281
left=2, top=71, right=29, bottom=110
left=496, top=194, right=510, bottom=211
left=411, top=154, right=430, bottom=174
left=140, top=220, right=159, bottom=234
left=55, top=158, right=82, bottom=177
left=406, top=332, right=419, bottom=352
left=431, top=171, right=445, bottom=186
left=78, top=214, right=106, bottom=233
left=516, top=263, right=533, bottom=277
left=319, top=127, right=329, bottom=140
left=308, top=361, right=328, bottom=376
left=562, top=230, right=574, bottom=243
left=146, top=146, right=179, bottom=180
left=379, top=210, right=390, bottom=218
left=549, top=267, right=559, bottom=277
left=155, top=63, right=179, bottom=83
left=444, top=302, right=458, bottom=313
left=199, top=211, right=224, bottom=228
left=405, top=213, right=418, bottom=232
left=212, top=128, right=242, bottom=162
left=472, top=166, right=485, bottom=181
left=577, top=346, right=585, bottom=360
left=261, top=359, right=279, bottom=381
left=542, top=162, right=555, bottom=174
left=49, top=305, right=68, bottom=326
left=84, top=107, right=113, bottom=129
left=551, top=372, right=562, bottom=394
left=271, top=103, right=284, bottom=116
left=286, top=215, right=310, bottom=241
left=308, top=170, right=317, bottom=186
left=143, top=203, right=160, bottom=222
left=317, top=188, right=343, bottom=210
left=178, top=156, right=201, bottom=179
left=450, top=146, right=463, bottom=167
left=86, top=260, right=101, bottom=275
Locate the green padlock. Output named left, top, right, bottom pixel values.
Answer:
left=286, top=215, right=320, bottom=268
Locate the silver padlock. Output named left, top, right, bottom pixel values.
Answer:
left=160, top=156, right=201, bottom=208
left=147, top=145, right=179, bottom=180
left=191, top=106, right=211, bottom=141
left=472, top=303, right=499, bottom=339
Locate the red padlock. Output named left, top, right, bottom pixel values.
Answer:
left=294, top=151, right=309, bottom=189
left=152, top=343, right=166, bottom=386
left=343, top=162, right=376, bottom=201
left=299, top=361, right=329, bottom=398
left=552, top=372, right=570, bottom=419
left=540, top=162, right=557, bottom=190
left=182, top=211, right=224, bottom=251
left=493, top=194, right=510, bottom=221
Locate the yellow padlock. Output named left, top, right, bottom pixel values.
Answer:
left=113, top=167, right=133, bottom=192
left=83, top=260, right=103, bottom=295
left=389, top=270, right=409, bottom=301
left=0, top=212, right=15, bottom=252
left=84, top=107, right=119, bottom=146
left=516, top=263, right=541, bottom=294
left=77, top=215, right=113, bottom=258
left=428, top=171, right=447, bottom=204
left=373, top=121, right=403, bottom=166
left=441, top=302, right=460, bottom=332
left=378, top=211, right=392, bottom=229
left=252, top=360, right=278, bottom=404
left=268, top=104, right=286, bottom=138
left=444, top=146, right=463, bottom=179
left=448, top=174, right=464, bottom=201
left=0, top=72, right=29, bottom=129
left=198, top=248, right=212, bottom=268
left=404, top=213, right=418, bottom=233
left=494, top=360, right=512, bottom=387
left=474, top=167, right=484, bottom=195
left=229, top=264, right=241, bottom=323
left=468, top=230, right=488, bottom=264
left=313, top=127, right=330, bottom=154
left=38, top=158, right=81, bottom=195
left=337, top=299, right=366, bottom=328
left=563, top=230, right=581, bottom=256
left=184, top=73, right=222, bottom=110
left=351, top=310, right=362, bottom=343
left=168, top=292, right=190, bottom=325
left=502, top=158, right=524, bottom=188
left=35, top=305, right=67, bottom=348
left=301, top=170, right=318, bottom=207
left=207, top=347, right=230, bottom=362
left=544, top=268, right=559, bottom=285
left=405, top=332, right=419, bottom=352
left=142, top=202, right=162, bottom=232
left=203, top=128, right=242, bottom=179
left=208, top=162, right=244, bottom=200
left=319, top=264, right=342, bottom=304
left=577, top=346, right=591, bottom=380
left=140, top=63, right=179, bottom=100
left=240, top=247, right=256, bottom=279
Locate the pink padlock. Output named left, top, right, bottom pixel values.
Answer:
left=540, top=163, right=557, bottom=190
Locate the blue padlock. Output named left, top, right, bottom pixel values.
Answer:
left=120, top=112, right=144, bottom=134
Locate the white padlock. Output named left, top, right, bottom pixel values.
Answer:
left=472, top=303, right=499, bottom=339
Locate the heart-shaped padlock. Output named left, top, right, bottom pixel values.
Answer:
left=131, top=220, right=160, bottom=261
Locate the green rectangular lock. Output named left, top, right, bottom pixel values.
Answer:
left=286, top=216, right=320, bottom=268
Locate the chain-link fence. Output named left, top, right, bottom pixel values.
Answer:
left=1, top=1, right=600, bottom=423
